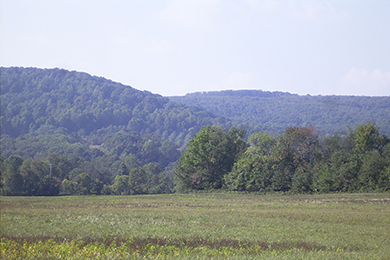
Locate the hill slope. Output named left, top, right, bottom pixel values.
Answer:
left=169, top=90, right=390, bottom=136
left=0, top=67, right=227, bottom=159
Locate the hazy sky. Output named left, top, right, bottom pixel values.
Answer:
left=1, top=0, right=389, bottom=96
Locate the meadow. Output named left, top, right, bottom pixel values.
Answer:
left=1, top=193, right=389, bottom=259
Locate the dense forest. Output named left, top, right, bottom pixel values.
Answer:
left=0, top=67, right=227, bottom=151
left=1, top=67, right=389, bottom=195
left=169, top=90, right=390, bottom=136
left=0, top=67, right=231, bottom=159
left=176, top=123, right=390, bottom=193
left=0, top=67, right=227, bottom=195
left=2, top=123, right=389, bottom=195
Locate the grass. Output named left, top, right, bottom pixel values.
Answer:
left=1, top=192, right=389, bottom=259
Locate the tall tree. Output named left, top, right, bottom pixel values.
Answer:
left=225, top=132, right=276, bottom=192
left=271, top=126, right=321, bottom=192
left=174, top=126, right=247, bottom=192
left=354, top=122, right=389, bottom=157
left=129, top=167, right=148, bottom=194
left=2, top=156, right=24, bottom=195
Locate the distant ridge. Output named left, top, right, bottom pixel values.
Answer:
left=179, top=89, right=389, bottom=98
left=178, top=89, right=296, bottom=98
left=169, top=89, right=390, bottom=136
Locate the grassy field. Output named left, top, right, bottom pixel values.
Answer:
left=1, top=193, right=389, bottom=259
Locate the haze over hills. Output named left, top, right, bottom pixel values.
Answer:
left=169, top=90, right=390, bottom=137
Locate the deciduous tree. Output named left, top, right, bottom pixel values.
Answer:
left=175, top=126, right=247, bottom=192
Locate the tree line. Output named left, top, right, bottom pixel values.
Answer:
left=2, top=122, right=389, bottom=195
left=0, top=153, right=175, bottom=196
left=0, top=130, right=181, bottom=196
left=175, top=123, right=390, bottom=193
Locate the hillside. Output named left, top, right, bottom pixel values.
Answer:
left=169, top=90, right=390, bottom=136
left=0, top=67, right=227, bottom=152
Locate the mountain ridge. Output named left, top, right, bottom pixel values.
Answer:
left=169, top=89, right=390, bottom=136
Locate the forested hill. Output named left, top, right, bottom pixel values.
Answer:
left=169, top=90, right=390, bottom=136
left=1, top=67, right=390, bottom=196
left=0, top=67, right=227, bottom=157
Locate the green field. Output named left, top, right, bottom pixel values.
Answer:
left=1, top=193, right=389, bottom=259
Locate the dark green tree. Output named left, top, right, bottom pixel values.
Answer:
left=123, top=154, right=142, bottom=171
left=314, top=131, right=358, bottom=192
left=129, top=167, right=148, bottom=194
left=2, top=156, right=24, bottom=195
left=90, top=179, right=104, bottom=195
left=143, top=163, right=170, bottom=194
left=225, top=132, right=275, bottom=192
left=117, top=162, right=129, bottom=176
left=37, top=175, right=60, bottom=196
left=20, top=159, right=40, bottom=196
left=158, top=139, right=180, bottom=169
left=175, top=126, right=247, bottom=192
left=74, top=172, right=92, bottom=195
left=112, top=175, right=129, bottom=195
left=61, top=179, right=75, bottom=195
left=359, top=150, right=389, bottom=191
left=271, top=126, right=321, bottom=192
left=354, top=122, right=389, bottom=157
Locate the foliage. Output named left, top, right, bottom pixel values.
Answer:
left=2, top=123, right=389, bottom=196
left=2, top=67, right=390, bottom=196
left=224, top=124, right=390, bottom=193
left=0, top=67, right=231, bottom=196
left=0, top=153, right=174, bottom=196
left=174, top=126, right=247, bottom=192
left=0, top=66, right=227, bottom=151
left=225, top=132, right=276, bottom=192
left=170, top=90, right=390, bottom=137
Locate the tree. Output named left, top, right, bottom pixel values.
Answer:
left=316, top=131, right=358, bottom=192
left=20, top=159, right=40, bottom=196
left=123, top=154, right=142, bottom=171
left=144, top=163, right=162, bottom=194
left=74, top=172, right=92, bottom=195
left=90, top=179, right=104, bottom=195
left=112, top=175, right=129, bottom=195
left=359, top=150, right=389, bottom=191
left=158, top=140, right=180, bottom=169
left=225, top=132, right=275, bottom=192
left=45, top=153, right=74, bottom=180
left=2, top=156, right=24, bottom=195
left=141, top=139, right=161, bottom=165
left=61, top=179, right=75, bottom=195
left=117, top=162, right=129, bottom=176
left=354, top=122, right=389, bottom=157
left=129, top=167, right=148, bottom=194
left=271, top=126, right=321, bottom=192
left=37, top=175, right=60, bottom=196
left=175, top=126, right=247, bottom=192
left=0, top=156, right=6, bottom=194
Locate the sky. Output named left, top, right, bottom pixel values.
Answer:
left=1, top=0, right=390, bottom=97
